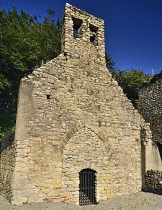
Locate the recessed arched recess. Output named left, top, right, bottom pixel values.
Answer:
left=62, top=127, right=110, bottom=205
left=79, top=168, right=97, bottom=206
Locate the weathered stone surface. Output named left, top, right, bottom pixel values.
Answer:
left=138, top=73, right=162, bottom=171
left=48, top=189, right=62, bottom=197
left=0, top=3, right=151, bottom=206
left=138, top=72, right=162, bottom=144
left=0, top=195, right=11, bottom=210
left=0, top=128, right=16, bottom=202
left=143, top=170, right=162, bottom=194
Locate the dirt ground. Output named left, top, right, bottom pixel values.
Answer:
left=0, top=191, right=162, bottom=210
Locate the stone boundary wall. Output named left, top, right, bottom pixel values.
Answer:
left=0, top=128, right=16, bottom=202
left=143, top=170, right=162, bottom=194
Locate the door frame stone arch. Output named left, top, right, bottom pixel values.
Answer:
left=61, top=127, right=110, bottom=204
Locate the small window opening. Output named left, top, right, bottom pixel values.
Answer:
left=72, top=17, right=82, bottom=38
left=79, top=169, right=97, bottom=206
left=89, top=24, right=98, bottom=44
left=157, top=142, right=162, bottom=160
left=46, top=95, right=51, bottom=99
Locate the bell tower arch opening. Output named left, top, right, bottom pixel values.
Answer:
left=79, top=168, right=97, bottom=206
left=89, top=24, right=98, bottom=45
left=72, top=17, right=83, bottom=38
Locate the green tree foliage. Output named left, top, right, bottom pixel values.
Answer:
left=105, top=53, right=116, bottom=72
left=0, top=7, right=61, bottom=140
left=105, top=54, right=150, bottom=107
left=109, top=68, right=150, bottom=108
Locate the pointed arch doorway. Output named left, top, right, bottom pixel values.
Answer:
left=79, top=169, right=97, bottom=205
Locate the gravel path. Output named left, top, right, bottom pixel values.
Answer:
left=0, top=192, right=162, bottom=210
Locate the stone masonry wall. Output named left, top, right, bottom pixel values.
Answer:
left=138, top=73, right=162, bottom=144
left=1, top=3, right=149, bottom=205
left=143, top=170, right=162, bottom=194
left=62, top=127, right=111, bottom=204
left=138, top=73, right=162, bottom=171
left=0, top=128, right=16, bottom=202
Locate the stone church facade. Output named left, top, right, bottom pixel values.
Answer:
left=0, top=3, right=154, bottom=205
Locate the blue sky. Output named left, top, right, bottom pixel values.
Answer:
left=1, top=0, right=162, bottom=75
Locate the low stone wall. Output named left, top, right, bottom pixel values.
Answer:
left=143, top=170, right=162, bottom=194
left=0, top=128, right=16, bottom=202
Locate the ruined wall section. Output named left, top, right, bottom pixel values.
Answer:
left=138, top=74, right=162, bottom=144
left=138, top=74, right=162, bottom=171
left=143, top=170, right=162, bottom=194
left=0, top=128, right=16, bottom=202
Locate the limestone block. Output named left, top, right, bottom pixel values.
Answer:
left=12, top=178, right=28, bottom=190
left=48, top=189, right=62, bottom=197
left=12, top=195, right=28, bottom=205
left=19, top=189, right=39, bottom=197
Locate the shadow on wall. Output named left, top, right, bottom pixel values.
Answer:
left=0, top=128, right=16, bottom=202
left=140, top=127, right=146, bottom=184
left=140, top=126, right=162, bottom=195
left=143, top=170, right=162, bottom=195
left=157, top=142, right=162, bottom=161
